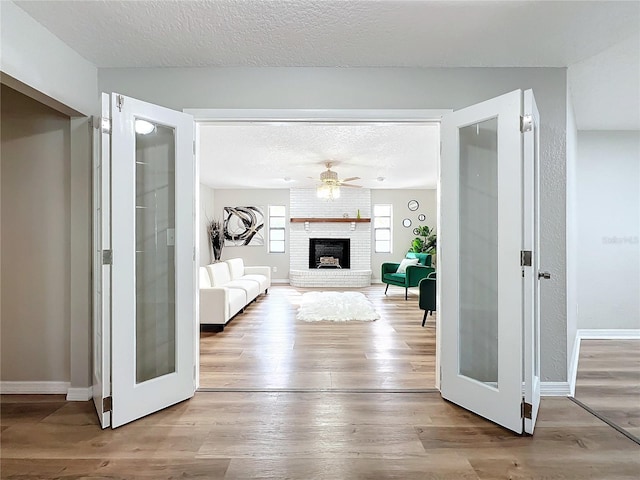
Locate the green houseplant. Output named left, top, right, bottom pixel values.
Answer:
left=410, top=225, right=437, bottom=256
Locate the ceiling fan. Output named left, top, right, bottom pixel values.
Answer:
left=316, top=162, right=362, bottom=188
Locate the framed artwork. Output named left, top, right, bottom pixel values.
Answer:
left=223, top=206, right=265, bottom=246
left=408, top=200, right=419, bottom=211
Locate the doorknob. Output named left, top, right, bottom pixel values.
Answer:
left=538, top=271, right=551, bottom=280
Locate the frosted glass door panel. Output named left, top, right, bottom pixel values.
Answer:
left=135, top=122, right=176, bottom=384
left=458, top=118, right=499, bottom=385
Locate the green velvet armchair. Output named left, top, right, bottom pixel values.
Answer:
left=381, top=252, right=434, bottom=300
left=419, top=272, right=437, bottom=326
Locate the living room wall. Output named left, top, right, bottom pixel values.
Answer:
left=371, top=189, right=437, bottom=282
left=212, top=188, right=290, bottom=281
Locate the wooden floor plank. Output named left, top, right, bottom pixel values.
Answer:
left=574, top=339, right=640, bottom=439
left=199, top=285, right=436, bottom=390
left=1, top=394, right=639, bottom=479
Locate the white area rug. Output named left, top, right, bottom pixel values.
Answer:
left=296, top=291, right=380, bottom=322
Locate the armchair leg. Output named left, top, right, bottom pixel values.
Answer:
left=384, top=284, right=389, bottom=295
left=422, top=311, right=427, bottom=327
left=405, top=288, right=408, bottom=300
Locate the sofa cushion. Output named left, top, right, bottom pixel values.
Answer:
left=383, top=273, right=407, bottom=283
left=226, top=258, right=245, bottom=280
left=199, top=266, right=212, bottom=288
left=207, top=262, right=232, bottom=286
left=227, top=287, right=247, bottom=318
left=226, top=279, right=261, bottom=303
left=242, top=274, right=269, bottom=292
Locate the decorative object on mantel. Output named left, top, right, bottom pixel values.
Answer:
left=223, top=206, right=265, bottom=246
left=296, top=291, right=379, bottom=322
left=408, top=200, right=419, bottom=211
left=410, top=225, right=437, bottom=257
left=207, top=219, right=224, bottom=263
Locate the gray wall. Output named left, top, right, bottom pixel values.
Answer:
left=370, top=189, right=437, bottom=281
left=575, top=131, right=640, bottom=330
left=101, top=66, right=568, bottom=380
left=1, top=85, right=71, bottom=382
left=213, top=189, right=290, bottom=280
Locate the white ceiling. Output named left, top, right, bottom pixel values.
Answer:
left=198, top=122, right=440, bottom=189
left=14, top=1, right=639, bottom=68
left=12, top=0, right=639, bottom=187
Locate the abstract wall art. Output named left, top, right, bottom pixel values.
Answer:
left=223, top=206, right=265, bottom=246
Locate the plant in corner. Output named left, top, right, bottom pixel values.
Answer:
left=207, top=219, right=224, bottom=263
left=409, top=225, right=437, bottom=256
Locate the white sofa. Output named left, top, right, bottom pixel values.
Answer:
left=199, top=258, right=271, bottom=328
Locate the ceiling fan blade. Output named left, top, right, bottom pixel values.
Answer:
left=341, top=177, right=360, bottom=182
left=340, top=183, right=362, bottom=188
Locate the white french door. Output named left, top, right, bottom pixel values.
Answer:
left=440, top=89, right=541, bottom=434
left=93, top=93, right=196, bottom=428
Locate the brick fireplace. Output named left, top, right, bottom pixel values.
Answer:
left=289, top=188, right=372, bottom=287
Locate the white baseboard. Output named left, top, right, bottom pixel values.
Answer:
left=540, top=381, right=571, bottom=396
left=271, top=279, right=290, bottom=285
left=568, top=329, right=640, bottom=396
left=66, top=387, right=93, bottom=401
left=0, top=381, right=70, bottom=394
left=577, top=329, right=640, bottom=340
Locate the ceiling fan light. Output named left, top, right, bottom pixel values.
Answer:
left=317, top=184, right=340, bottom=200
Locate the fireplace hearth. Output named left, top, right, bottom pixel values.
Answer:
left=309, top=238, right=350, bottom=269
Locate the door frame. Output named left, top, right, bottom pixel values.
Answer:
left=184, top=108, right=451, bottom=390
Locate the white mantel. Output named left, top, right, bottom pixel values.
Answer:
left=289, top=188, right=372, bottom=287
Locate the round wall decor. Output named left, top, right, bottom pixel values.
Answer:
left=408, top=200, right=419, bottom=211
left=402, top=218, right=412, bottom=228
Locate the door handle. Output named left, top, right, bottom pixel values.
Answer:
left=538, top=271, right=551, bottom=280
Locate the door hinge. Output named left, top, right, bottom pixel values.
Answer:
left=520, top=114, right=533, bottom=133
left=103, top=396, right=112, bottom=413
left=116, top=94, right=124, bottom=112
left=102, top=249, right=113, bottom=265
left=193, top=140, right=196, bottom=155
left=520, top=250, right=532, bottom=267
left=521, top=401, right=532, bottom=419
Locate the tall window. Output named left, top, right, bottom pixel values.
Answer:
left=268, top=205, right=286, bottom=253
left=373, top=204, right=392, bottom=253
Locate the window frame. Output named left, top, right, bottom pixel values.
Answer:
left=268, top=205, right=286, bottom=253
left=373, top=204, right=393, bottom=253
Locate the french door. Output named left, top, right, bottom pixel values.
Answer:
left=440, top=89, right=541, bottom=434
left=93, top=93, right=196, bottom=428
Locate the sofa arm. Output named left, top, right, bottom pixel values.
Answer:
left=199, top=287, right=229, bottom=324
left=244, top=266, right=271, bottom=283
left=381, top=262, right=400, bottom=276
left=406, top=265, right=435, bottom=287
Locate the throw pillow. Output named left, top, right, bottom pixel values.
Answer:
left=396, top=258, right=419, bottom=274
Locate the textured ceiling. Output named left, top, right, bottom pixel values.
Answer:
left=198, top=122, right=440, bottom=189
left=14, top=0, right=640, bottom=68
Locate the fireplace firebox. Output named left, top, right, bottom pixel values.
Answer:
left=309, top=238, right=351, bottom=269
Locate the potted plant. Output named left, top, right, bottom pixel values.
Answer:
left=207, top=219, right=224, bottom=263
left=409, top=225, right=437, bottom=260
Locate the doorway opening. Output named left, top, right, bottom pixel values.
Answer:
left=189, top=109, right=448, bottom=392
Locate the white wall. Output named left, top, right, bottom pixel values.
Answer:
left=575, top=131, right=640, bottom=330
left=104, top=66, right=568, bottom=379
left=371, top=189, right=437, bottom=281
left=1, top=85, right=71, bottom=382
left=213, top=189, right=290, bottom=280
left=199, top=184, right=216, bottom=266
left=0, top=1, right=98, bottom=116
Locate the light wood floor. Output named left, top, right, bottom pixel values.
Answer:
left=200, top=285, right=436, bottom=390
left=2, top=393, right=639, bottom=479
left=574, top=339, right=640, bottom=439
